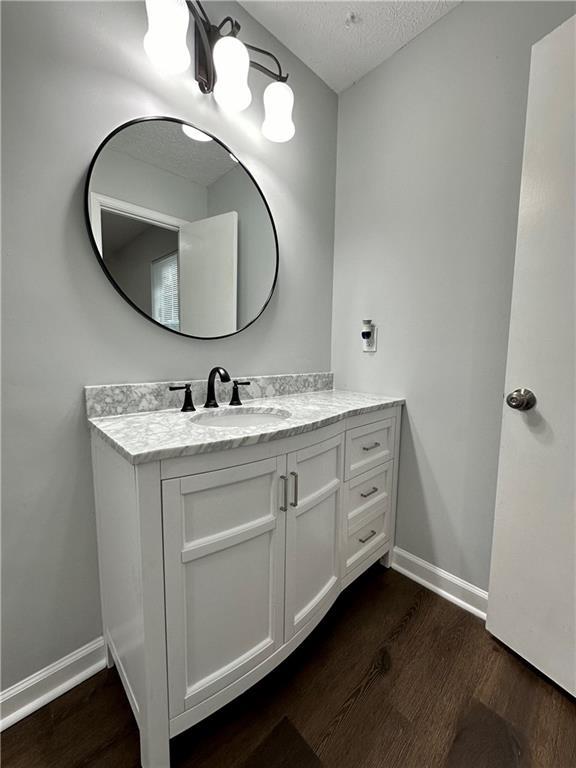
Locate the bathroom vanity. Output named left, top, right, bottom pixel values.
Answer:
left=87, top=377, right=403, bottom=767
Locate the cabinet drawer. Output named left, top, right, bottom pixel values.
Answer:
left=345, top=462, right=393, bottom=523
left=345, top=418, right=395, bottom=480
left=346, top=508, right=389, bottom=572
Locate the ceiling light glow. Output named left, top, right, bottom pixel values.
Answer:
left=182, top=124, right=212, bottom=142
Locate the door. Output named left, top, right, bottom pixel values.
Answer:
left=162, top=457, right=285, bottom=716
left=179, top=211, right=238, bottom=337
left=284, top=434, right=344, bottom=641
left=487, top=16, right=575, bottom=695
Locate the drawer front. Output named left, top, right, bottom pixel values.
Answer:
left=346, top=461, right=393, bottom=523
left=345, top=418, right=395, bottom=480
left=346, top=508, right=389, bottom=572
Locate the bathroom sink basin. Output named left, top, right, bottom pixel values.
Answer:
left=190, top=407, right=291, bottom=428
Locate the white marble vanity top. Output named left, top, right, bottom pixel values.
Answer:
left=88, top=390, right=405, bottom=465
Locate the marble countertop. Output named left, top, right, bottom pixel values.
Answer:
left=88, top=390, right=405, bottom=465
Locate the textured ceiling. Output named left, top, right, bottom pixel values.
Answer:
left=109, top=120, right=238, bottom=188
left=239, top=1, right=460, bottom=92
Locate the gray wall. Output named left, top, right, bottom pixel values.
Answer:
left=208, top=166, right=276, bottom=328
left=1, top=0, right=337, bottom=688
left=91, top=148, right=208, bottom=222
left=107, top=224, right=178, bottom=316
left=332, top=2, right=574, bottom=590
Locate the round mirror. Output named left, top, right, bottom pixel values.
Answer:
left=85, top=117, right=278, bottom=339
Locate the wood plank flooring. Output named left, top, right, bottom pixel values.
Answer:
left=2, top=566, right=575, bottom=768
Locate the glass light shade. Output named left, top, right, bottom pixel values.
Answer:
left=144, top=0, right=190, bottom=75
left=213, top=36, right=252, bottom=113
left=182, top=124, right=212, bottom=142
left=262, top=82, right=295, bottom=143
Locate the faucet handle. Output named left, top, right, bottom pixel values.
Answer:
left=229, top=380, right=251, bottom=406
left=169, top=383, right=196, bottom=412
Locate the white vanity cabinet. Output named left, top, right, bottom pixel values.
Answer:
left=342, top=416, right=396, bottom=587
left=90, top=404, right=401, bottom=768
left=162, top=457, right=286, bottom=718
left=163, top=432, right=344, bottom=718
left=284, top=433, right=344, bottom=641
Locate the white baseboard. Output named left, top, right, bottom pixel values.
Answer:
left=391, top=547, right=488, bottom=619
left=0, top=636, right=106, bottom=731
left=0, top=552, right=487, bottom=731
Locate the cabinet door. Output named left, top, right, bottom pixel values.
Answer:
left=284, top=434, right=344, bottom=641
left=162, top=457, right=286, bottom=717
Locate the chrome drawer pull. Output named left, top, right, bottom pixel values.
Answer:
left=290, top=471, right=299, bottom=507
left=280, top=475, right=288, bottom=512
left=362, top=441, right=381, bottom=452
left=360, top=486, right=378, bottom=499
left=359, top=530, right=377, bottom=544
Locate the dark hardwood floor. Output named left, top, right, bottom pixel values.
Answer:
left=3, top=567, right=575, bottom=768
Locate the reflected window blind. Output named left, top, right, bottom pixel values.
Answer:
left=151, top=252, right=179, bottom=331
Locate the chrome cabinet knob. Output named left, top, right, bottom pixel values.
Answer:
left=506, top=388, right=537, bottom=411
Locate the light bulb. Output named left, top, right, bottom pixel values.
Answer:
left=182, top=124, right=212, bottom=142
left=213, top=36, right=252, bottom=113
left=262, top=82, right=295, bottom=143
left=144, top=0, right=190, bottom=75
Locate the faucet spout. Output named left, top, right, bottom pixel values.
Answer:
left=204, top=366, right=231, bottom=408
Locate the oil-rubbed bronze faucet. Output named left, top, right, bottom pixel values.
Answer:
left=169, top=383, right=195, bottom=412
left=204, top=366, right=231, bottom=408
left=229, top=380, right=251, bottom=406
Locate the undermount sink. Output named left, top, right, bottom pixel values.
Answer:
left=190, top=406, right=291, bottom=428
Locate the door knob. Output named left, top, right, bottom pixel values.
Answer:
left=506, top=388, right=536, bottom=411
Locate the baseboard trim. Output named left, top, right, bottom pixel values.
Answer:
left=0, top=552, right=488, bottom=730
left=0, top=637, right=106, bottom=731
left=391, top=547, right=488, bottom=619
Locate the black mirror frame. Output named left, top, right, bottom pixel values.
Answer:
left=84, top=116, right=279, bottom=341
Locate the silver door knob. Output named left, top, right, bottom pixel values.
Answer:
left=506, top=388, right=536, bottom=411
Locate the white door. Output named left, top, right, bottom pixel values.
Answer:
left=487, top=16, right=575, bottom=696
left=284, top=434, right=344, bottom=641
left=178, top=211, right=238, bottom=337
left=162, top=457, right=285, bottom=716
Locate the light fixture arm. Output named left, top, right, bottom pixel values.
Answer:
left=186, top=0, right=215, bottom=93
left=217, top=16, right=241, bottom=37
left=245, top=43, right=289, bottom=83
left=194, top=0, right=210, bottom=26
left=186, top=0, right=289, bottom=93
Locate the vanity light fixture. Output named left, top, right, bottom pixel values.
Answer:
left=143, top=0, right=190, bottom=74
left=144, top=0, right=295, bottom=142
left=212, top=35, right=252, bottom=113
left=262, top=82, right=295, bottom=143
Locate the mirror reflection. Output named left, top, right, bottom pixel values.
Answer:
left=86, top=118, right=278, bottom=338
